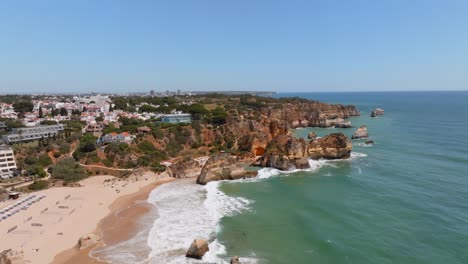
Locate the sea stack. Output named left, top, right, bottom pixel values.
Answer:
left=307, top=131, right=317, bottom=140
left=352, top=126, right=369, bottom=139
left=186, top=239, right=209, bottom=259
left=371, top=108, right=384, bottom=117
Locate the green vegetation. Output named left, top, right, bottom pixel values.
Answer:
left=51, top=158, right=88, bottom=182
left=13, top=101, right=34, bottom=117
left=28, top=180, right=49, bottom=191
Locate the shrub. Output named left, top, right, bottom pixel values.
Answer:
left=28, top=180, right=49, bottom=191
left=102, top=159, right=113, bottom=167
left=51, top=158, right=88, bottom=183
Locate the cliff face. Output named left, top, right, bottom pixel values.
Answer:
left=196, top=154, right=257, bottom=185
left=222, top=99, right=358, bottom=156
left=258, top=133, right=352, bottom=171
left=168, top=159, right=205, bottom=178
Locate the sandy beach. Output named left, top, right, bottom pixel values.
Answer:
left=0, top=171, right=173, bottom=264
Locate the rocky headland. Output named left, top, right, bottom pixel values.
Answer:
left=256, top=133, right=352, bottom=171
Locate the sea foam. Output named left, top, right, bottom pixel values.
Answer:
left=145, top=179, right=250, bottom=263
left=143, top=152, right=367, bottom=263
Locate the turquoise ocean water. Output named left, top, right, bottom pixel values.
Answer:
left=215, top=91, right=468, bottom=264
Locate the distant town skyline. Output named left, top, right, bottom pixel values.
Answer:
left=1, top=0, right=468, bottom=93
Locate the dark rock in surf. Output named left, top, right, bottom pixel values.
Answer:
left=186, top=239, right=209, bottom=260
left=231, top=256, right=241, bottom=264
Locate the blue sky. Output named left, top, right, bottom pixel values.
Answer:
left=1, top=0, right=468, bottom=93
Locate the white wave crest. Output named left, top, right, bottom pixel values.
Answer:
left=145, top=179, right=250, bottom=264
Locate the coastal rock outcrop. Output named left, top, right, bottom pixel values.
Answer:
left=196, top=154, right=257, bottom=185
left=231, top=256, right=241, bottom=264
left=307, top=133, right=352, bottom=160
left=352, top=126, right=369, bottom=139
left=257, top=135, right=310, bottom=171
left=168, top=159, right=205, bottom=178
left=371, top=108, right=384, bottom=117
left=345, top=105, right=361, bottom=116
left=258, top=133, right=352, bottom=170
left=0, top=249, right=24, bottom=264
left=186, top=239, right=209, bottom=259
left=307, top=131, right=317, bottom=140
left=365, top=140, right=375, bottom=144
left=77, top=234, right=101, bottom=250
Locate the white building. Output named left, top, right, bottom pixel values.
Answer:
left=2, top=124, right=64, bottom=144
left=0, top=146, right=17, bottom=179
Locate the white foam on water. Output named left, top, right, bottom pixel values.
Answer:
left=354, top=142, right=374, bottom=147
left=91, top=228, right=153, bottom=264
left=350, top=152, right=368, bottom=159
left=121, top=152, right=369, bottom=263
left=145, top=179, right=251, bottom=264
left=247, top=151, right=368, bottom=182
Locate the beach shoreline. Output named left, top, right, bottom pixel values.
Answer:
left=52, top=176, right=175, bottom=264
left=0, top=171, right=173, bottom=264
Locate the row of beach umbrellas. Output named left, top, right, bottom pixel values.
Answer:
left=0, top=194, right=46, bottom=221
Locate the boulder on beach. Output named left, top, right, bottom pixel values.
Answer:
left=371, top=108, right=384, bottom=117
left=352, top=126, right=369, bottom=139
left=186, top=239, right=209, bottom=260
left=231, top=256, right=241, bottom=264
left=77, top=233, right=101, bottom=250
left=0, top=249, right=25, bottom=264
left=307, top=131, right=317, bottom=140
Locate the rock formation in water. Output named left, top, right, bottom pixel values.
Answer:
left=77, top=234, right=101, bottom=250
left=257, top=133, right=352, bottom=170
left=0, top=249, right=25, bottom=264
left=307, top=133, right=353, bottom=160
left=307, top=131, right=317, bottom=140
left=186, top=239, right=209, bottom=259
left=231, top=256, right=241, bottom=264
left=196, top=154, right=257, bottom=185
left=345, top=105, right=361, bottom=116
left=371, top=108, right=384, bottom=117
left=365, top=140, right=375, bottom=144
left=352, top=125, right=369, bottom=139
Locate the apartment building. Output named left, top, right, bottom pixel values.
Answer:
left=2, top=124, right=64, bottom=144
left=0, top=145, right=17, bottom=179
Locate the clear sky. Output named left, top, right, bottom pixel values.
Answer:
left=1, top=0, right=468, bottom=93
